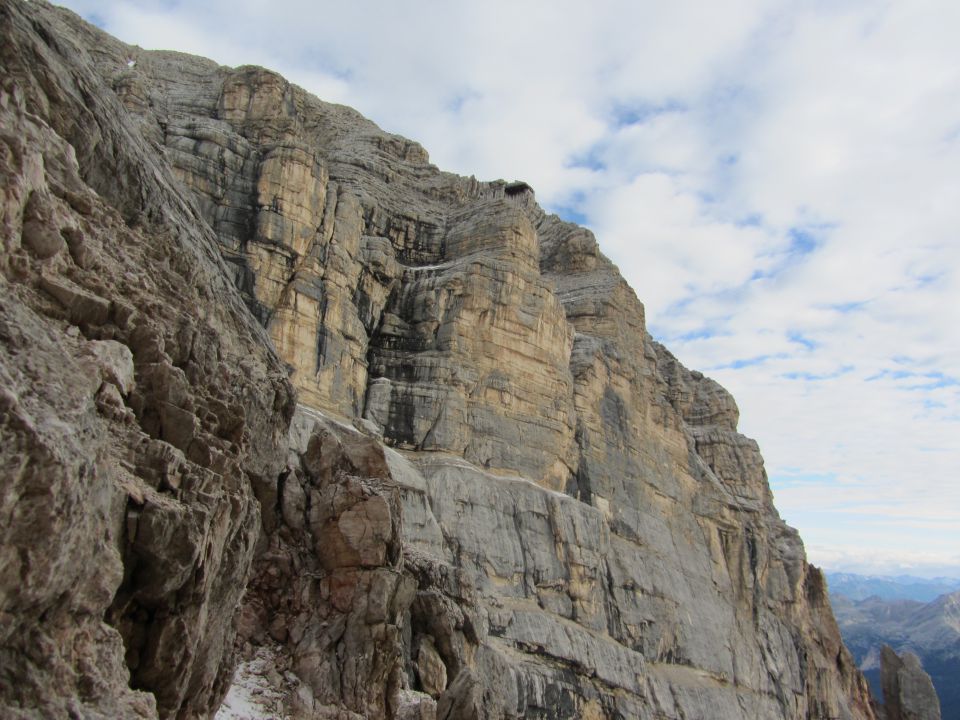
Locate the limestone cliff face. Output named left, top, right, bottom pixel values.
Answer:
left=1, top=1, right=877, bottom=719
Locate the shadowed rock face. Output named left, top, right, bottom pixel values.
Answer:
left=0, top=2, right=294, bottom=718
left=1, top=1, right=878, bottom=719
left=880, top=646, right=941, bottom=720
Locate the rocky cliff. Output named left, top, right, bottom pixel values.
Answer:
left=1, top=1, right=880, bottom=718
left=879, top=647, right=942, bottom=720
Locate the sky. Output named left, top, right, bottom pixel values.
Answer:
left=57, top=0, right=960, bottom=579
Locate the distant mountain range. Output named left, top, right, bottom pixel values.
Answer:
left=826, top=571, right=960, bottom=602
left=827, top=573, right=960, bottom=720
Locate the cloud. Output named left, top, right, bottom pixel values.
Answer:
left=56, top=0, right=960, bottom=576
left=808, top=545, right=960, bottom=579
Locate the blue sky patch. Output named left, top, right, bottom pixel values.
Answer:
left=905, top=372, right=959, bottom=391
left=545, top=191, right=590, bottom=226
left=712, top=353, right=789, bottom=370
left=787, top=331, right=817, bottom=350
left=787, top=227, right=819, bottom=255
left=677, top=327, right=719, bottom=341
left=868, top=370, right=958, bottom=390
left=663, top=324, right=732, bottom=343
left=567, top=145, right=607, bottom=172
left=866, top=369, right=916, bottom=382
left=445, top=94, right=471, bottom=113
left=608, top=99, right=687, bottom=128
left=912, top=272, right=942, bottom=288
left=782, top=365, right=853, bottom=381
left=552, top=205, right=590, bottom=226
left=828, top=300, right=867, bottom=313
left=736, top=213, right=764, bottom=228
left=749, top=268, right=777, bottom=282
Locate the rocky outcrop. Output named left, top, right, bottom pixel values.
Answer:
left=832, top=591, right=957, bottom=719
left=2, top=1, right=878, bottom=719
left=235, top=409, right=417, bottom=719
left=0, top=2, right=293, bottom=717
left=880, top=646, right=941, bottom=720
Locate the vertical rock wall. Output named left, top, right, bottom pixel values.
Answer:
left=880, top=646, right=942, bottom=720
left=81, top=39, right=581, bottom=488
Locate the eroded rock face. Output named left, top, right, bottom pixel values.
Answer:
left=69, top=28, right=580, bottom=490
left=235, top=409, right=416, bottom=719
left=3, top=2, right=879, bottom=719
left=1, top=2, right=293, bottom=717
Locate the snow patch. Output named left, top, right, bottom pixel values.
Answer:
left=215, top=646, right=289, bottom=720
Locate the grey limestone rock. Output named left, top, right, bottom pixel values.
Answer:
left=880, top=646, right=942, bottom=720
left=1, top=1, right=293, bottom=717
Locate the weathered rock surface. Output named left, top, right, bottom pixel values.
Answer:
left=1, top=1, right=293, bottom=717
left=880, top=646, right=941, bottom=720
left=2, top=1, right=879, bottom=719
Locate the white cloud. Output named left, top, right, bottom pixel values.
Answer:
left=56, top=0, right=960, bottom=577
left=809, top=545, right=960, bottom=579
